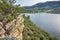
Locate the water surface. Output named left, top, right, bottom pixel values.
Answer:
left=25, top=13, right=60, bottom=40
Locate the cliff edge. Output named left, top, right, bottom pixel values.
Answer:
left=0, top=14, right=24, bottom=40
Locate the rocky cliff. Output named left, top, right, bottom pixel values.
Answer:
left=0, top=14, right=24, bottom=40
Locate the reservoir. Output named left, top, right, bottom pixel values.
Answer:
left=25, top=13, right=60, bottom=40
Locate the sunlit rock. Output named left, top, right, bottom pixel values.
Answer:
left=0, top=14, right=24, bottom=40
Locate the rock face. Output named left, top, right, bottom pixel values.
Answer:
left=0, top=14, right=24, bottom=40
left=0, top=22, right=5, bottom=38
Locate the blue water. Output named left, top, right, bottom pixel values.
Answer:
left=25, top=13, right=60, bottom=40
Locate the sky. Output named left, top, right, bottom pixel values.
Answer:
left=15, top=0, right=59, bottom=6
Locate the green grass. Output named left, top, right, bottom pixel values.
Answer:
left=23, top=16, right=57, bottom=40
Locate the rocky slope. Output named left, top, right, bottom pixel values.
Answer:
left=0, top=14, right=57, bottom=40
left=0, top=14, right=24, bottom=40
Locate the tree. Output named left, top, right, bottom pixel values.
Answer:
left=0, top=0, right=24, bottom=22
left=0, top=0, right=24, bottom=16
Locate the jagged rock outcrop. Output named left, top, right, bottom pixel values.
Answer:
left=0, top=22, right=5, bottom=38
left=0, top=14, right=24, bottom=40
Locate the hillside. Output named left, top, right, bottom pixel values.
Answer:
left=47, top=7, right=60, bottom=13
left=24, top=1, right=60, bottom=10
left=23, top=16, right=57, bottom=40
left=23, top=1, right=60, bottom=13
left=0, top=0, right=24, bottom=40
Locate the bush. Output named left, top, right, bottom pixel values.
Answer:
left=7, top=15, right=14, bottom=21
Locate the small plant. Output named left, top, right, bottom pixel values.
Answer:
left=7, top=15, right=14, bottom=21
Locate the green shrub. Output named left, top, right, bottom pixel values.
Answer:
left=7, top=15, right=14, bottom=21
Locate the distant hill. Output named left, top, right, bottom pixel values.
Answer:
left=23, top=1, right=60, bottom=13
left=24, top=1, right=60, bottom=10
left=47, top=7, right=60, bottom=13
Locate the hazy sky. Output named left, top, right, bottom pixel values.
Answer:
left=15, top=0, right=59, bottom=6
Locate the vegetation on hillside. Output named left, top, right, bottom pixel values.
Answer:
left=24, top=7, right=60, bottom=13
left=0, top=0, right=24, bottom=23
left=24, top=9, right=49, bottom=13
left=0, top=0, right=24, bottom=40
left=23, top=15, right=57, bottom=40
left=47, top=7, right=60, bottom=13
